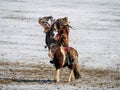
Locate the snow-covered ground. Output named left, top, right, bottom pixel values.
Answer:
left=0, top=0, right=120, bottom=89
left=0, top=0, right=119, bottom=70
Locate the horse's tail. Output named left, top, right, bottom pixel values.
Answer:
left=74, top=63, right=81, bottom=79
left=73, top=56, right=81, bottom=79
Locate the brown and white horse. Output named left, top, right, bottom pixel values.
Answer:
left=49, top=34, right=81, bottom=82
left=39, top=16, right=81, bottom=82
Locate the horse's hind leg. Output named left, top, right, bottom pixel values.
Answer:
left=68, top=69, right=75, bottom=82
left=54, top=69, right=60, bottom=82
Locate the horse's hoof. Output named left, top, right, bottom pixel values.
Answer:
left=54, top=79, right=59, bottom=83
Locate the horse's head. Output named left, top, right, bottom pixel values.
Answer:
left=58, top=33, right=69, bottom=47
left=48, top=43, right=59, bottom=58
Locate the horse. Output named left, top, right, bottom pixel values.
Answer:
left=49, top=33, right=81, bottom=82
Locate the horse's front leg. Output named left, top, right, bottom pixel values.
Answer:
left=54, top=69, right=60, bottom=82
left=68, top=69, right=75, bottom=82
